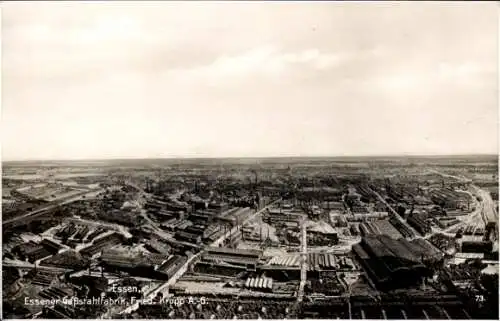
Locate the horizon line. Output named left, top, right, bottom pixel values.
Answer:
left=2, top=153, right=498, bottom=163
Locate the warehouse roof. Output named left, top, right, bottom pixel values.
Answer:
left=353, top=235, right=432, bottom=288
left=206, top=247, right=262, bottom=258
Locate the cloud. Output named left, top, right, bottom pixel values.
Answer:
left=169, top=46, right=343, bottom=87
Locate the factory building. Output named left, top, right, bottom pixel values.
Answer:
left=258, top=265, right=301, bottom=281
left=192, top=261, right=247, bottom=277
left=100, top=250, right=183, bottom=280
left=208, top=201, right=229, bottom=213
left=308, top=231, right=339, bottom=246
left=189, top=212, right=214, bottom=225
left=460, top=241, right=494, bottom=254
left=80, top=232, right=125, bottom=258
left=263, top=210, right=302, bottom=226
left=430, top=189, right=472, bottom=211
left=244, top=276, right=273, bottom=292
left=352, top=235, right=442, bottom=290
left=145, top=240, right=171, bottom=255
left=217, top=207, right=254, bottom=226
left=321, top=201, right=345, bottom=211
left=407, top=213, right=432, bottom=236
left=203, top=247, right=262, bottom=271
left=174, top=231, right=202, bottom=244
left=40, top=250, right=89, bottom=270
left=31, top=271, right=61, bottom=287
left=12, top=241, right=52, bottom=263
left=307, top=253, right=338, bottom=271
left=97, top=210, right=142, bottom=227
left=40, top=239, right=63, bottom=254
left=336, top=215, right=348, bottom=227
left=156, top=255, right=187, bottom=279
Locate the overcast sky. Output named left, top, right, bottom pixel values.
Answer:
left=2, top=1, right=498, bottom=160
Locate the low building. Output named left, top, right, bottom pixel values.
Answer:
left=461, top=241, right=493, bottom=254
left=97, top=209, right=142, bottom=227
left=31, top=270, right=61, bottom=287
left=430, top=188, right=472, bottom=211
left=184, top=224, right=206, bottom=235
left=208, top=201, right=229, bottom=213
left=192, top=261, right=247, bottom=277
left=307, top=253, right=338, bottom=270
left=308, top=231, right=339, bottom=246
left=203, top=247, right=262, bottom=270
left=100, top=250, right=175, bottom=280
left=359, top=223, right=375, bottom=236
left=40, top=250, right=89, bottom=270
left=80, top=233, right=125, bottom=258
left=12, top=241, right=52, bottom=263
left=174, top=231, right=202, bottom=244
left=263, top=210, right=302, bottom=225
left=336, top=215, right=348, bottom=227
left=258, top=265, right=301, bottom=281
left=40, top=239, right=63, bottom=254
left=145, top=240, right=171, bottom=255
left=350, top=224, right=360, bottom=236
left=351, top=205, right=370, bottom=214
left=189, top=212, right=213, bottom=225
left=407, top=214, right=432, bottom=236
left=244, top=276, right=273, bottom=292
left=156, top=255, right=187, bottom=279
left=321, top=201, right=345, bottom=211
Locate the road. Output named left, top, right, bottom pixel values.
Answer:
left=3, top=189, right=105, bottom=226
left=346, top=282, right=353, bottom=319
left=111, top=199, right=281, bottom=317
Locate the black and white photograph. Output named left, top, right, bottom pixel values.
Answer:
left=1, top=1, right=499, bottom=319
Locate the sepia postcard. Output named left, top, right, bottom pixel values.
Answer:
left=1, top=1, right=499, bottom=319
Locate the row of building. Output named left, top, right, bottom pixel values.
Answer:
left=40, top=250, right=90, bottom=270
left=263, top=209, right=302, bottom=227
left=244, top=276, right=273, bottom=291
left=429, top=188, right=472, bottom=211
left=80, top=232, right=125, bottom=258
left=388, top=216, right=416, bottom=239
left=12, top=239, right=63, bottom=263
left=407, top=213, right=432, bottom=236
left=202, top=247, right=263, bottom=271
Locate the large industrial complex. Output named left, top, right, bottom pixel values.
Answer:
left=2, top=156, right=498, bottom=319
